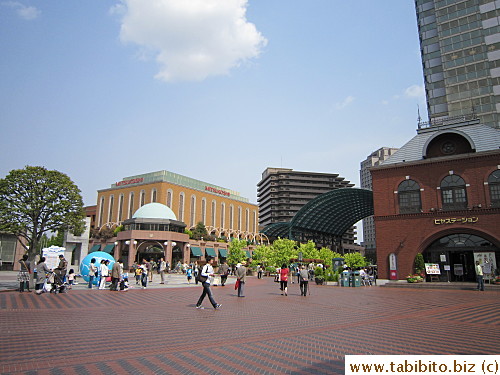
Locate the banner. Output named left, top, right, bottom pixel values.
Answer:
left=42, top=245, right=66, bottom=270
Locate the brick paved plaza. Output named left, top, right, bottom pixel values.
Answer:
left=1, top=277, right=499, bottom=375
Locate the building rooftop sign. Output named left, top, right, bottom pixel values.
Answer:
left=110, top=170, right=249, bottom=203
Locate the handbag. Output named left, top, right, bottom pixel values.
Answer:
left=234, top=279, right=240, bottom=290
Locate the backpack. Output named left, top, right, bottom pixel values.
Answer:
left=196, top=265, right=208, bottom=283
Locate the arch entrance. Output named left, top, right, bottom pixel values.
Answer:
left=423, top=233, right=499, bottom=282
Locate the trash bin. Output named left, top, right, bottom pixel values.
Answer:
left=341, top=271, right=350, bottom=287
left=351, top=270, right=361, bottom=287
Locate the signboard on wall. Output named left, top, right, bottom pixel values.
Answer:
left=453, top=264, right=464, bottom=276
left=474, top=252, right=497, bottom=275
left=389, top=253, right=397, bottom=280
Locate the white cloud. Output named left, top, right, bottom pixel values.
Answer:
left=115, top=0, right=267, bottom=82
left=2, top=1, right=40, bottom=20
left=404, top=84, right=425, bottom=98
left=335, top=95, right=355, bottom=110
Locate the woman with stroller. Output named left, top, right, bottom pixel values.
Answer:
left=35, top=257, right=50, bottom=295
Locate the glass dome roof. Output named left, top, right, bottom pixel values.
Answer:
left=132, top=203, right=177, bottom=220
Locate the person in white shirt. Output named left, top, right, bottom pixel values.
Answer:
left=195, top=257, right=221, bottom=309
left=99, top=260, right=110, bottom=290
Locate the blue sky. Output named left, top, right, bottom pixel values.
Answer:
left=0, top=0, right=426, bottom=209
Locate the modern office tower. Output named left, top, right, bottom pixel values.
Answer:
left=360, top=148, right=399, bottom=260
left=415, top=0, right=500, bottom=129
left=257, top=168, right=356, bottom=246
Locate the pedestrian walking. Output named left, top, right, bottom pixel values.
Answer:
left=299, top=265, right=309, bottom=296
left=140, top=259, right=148, bottom=289
left=110, top=259, right=123, bottom=291
left=235, top=262, right=247, bottom=297
left=279, top=263, right=289, bottom=296
left=219, top=260, right=229, bottom=286
left=195, top=257, right=221, bottom=310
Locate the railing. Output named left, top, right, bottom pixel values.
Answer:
left=418, top=113, right=478, bottom=129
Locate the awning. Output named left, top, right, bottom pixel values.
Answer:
left=190, top=246, right=203, bottom=257
left=218, top=248, right=228, bottom=258
left=89, top=244, right=101, bottom=253
left=102, top=244, right=115, bottom=254
left=205, top=247, right=216, bottom=257
left=245, top=250, right=251, bottom=258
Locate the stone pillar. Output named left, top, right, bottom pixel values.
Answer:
left=165, top=241, right=173, bottom=266
left=128, top=240, right=136, bottom=270
left=183, top=243, right=190, bottom=263
left=114, top=241, right=120, bottom=260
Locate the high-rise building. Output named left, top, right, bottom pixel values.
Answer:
left=257, top=168, right=356, bottom=246
left=415, top=0, right=500, bottom=129
left=360, top=147, right=399, bottom=259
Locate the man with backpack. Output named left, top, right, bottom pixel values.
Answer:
left=195, top=257, right=221, bottom=310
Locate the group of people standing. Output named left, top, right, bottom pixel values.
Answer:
left=17, top=254, right=68, bottom=294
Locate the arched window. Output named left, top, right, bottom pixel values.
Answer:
left=488, top=170, right=500, bottom=207
left=201, top=198, right=206, bottom=225
left=108, top=195, right=114, bottom=223
left=140, top=190, right=146, bottom=207
left=166, top=189, right=173, bottom=208
left=179, top=193, right=185, bottom=222
left=118, top=194, right=124, bottom=222
left=128, top=192, right=135, bottom=219
left=229, top=205, right=234, bottom=230
left=98, top=196, right=105, bottom=227
left=221, top=203, right=226, bottom=228
left=397, top=180, right=421, bottom=214
left=151, top=188, right=157, bottom=203
left=211, top=200, right=216, bottom=227
left=190, top=195, right=196, bottom=227
left=245, top=208, right=250, bottom=232
left=441, top=174, right=467, bottom=210
left=237, top=206, right=242, bottom=231
left=252, top=210, right=257, bottom=233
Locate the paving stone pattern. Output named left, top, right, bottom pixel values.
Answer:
left=0, top=278, right=498, bottom=374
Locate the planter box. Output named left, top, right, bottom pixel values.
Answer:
left=325, top=281, right=339, bottom=286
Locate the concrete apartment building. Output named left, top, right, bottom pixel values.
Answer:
left=415, top=0, right=500, bottom=129
left=360, top=147, right=399, bottom=260
left=257, top=167, right=357, bottom=246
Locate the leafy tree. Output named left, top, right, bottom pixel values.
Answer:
left=414, top=253, right=425, bottom=273
left=298, top=240, right=319, bottom=260
left=250, top=244, right=272, bottom=267
left=227, top=238, right=248, bottom=265
left=191, top=222, right=215, bottom=241
left=269, top=238, right=297, bottom=267
left=46, top=231, right=64, bottom=247
left=343, top=252, right=368, bottom=269
left=318, top=247, right=342, bottom=268
left=0, top=166, right=85, bottom=259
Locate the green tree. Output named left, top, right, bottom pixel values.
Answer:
left=298, top=240, right=319, bottom=260
left=269, top=238, right=297, bottom=267
left=343, top=252, right=368, bottom=269
left=46, top=230, right=64, bottom=247
left=251, top=244, right=272, bottom=267
left=318, top=247, right=342, bottom=268
left=191, top=222, right=214, bottom=241
left=0, top=166, right=85, bottom=259
left=414, top=253, right=425, bottom=273
left=227, top=238, right=247, bottom=265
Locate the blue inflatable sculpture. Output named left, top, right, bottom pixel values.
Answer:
left=80, top=251, right=115, bottom=285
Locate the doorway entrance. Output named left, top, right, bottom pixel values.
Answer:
left=423, top=233, right=498, bottom=282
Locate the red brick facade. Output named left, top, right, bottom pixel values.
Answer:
left=371, top=150, right=500, bottom=280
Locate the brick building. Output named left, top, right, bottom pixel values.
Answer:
left=371, top=118, right=500, bottom=281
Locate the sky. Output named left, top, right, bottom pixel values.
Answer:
left=0, top=0, right=427, bottom=212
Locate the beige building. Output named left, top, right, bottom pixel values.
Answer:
left=96, top=170, right=259, bottom=240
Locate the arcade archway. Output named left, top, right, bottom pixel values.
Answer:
left=423, top=233, right=499, bottom=282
